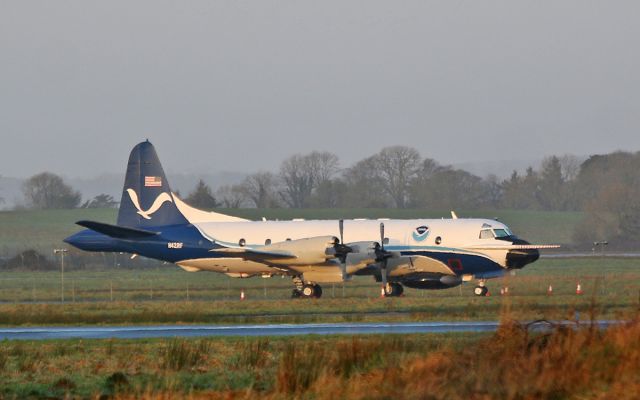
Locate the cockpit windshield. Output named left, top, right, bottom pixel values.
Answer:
left=493, top=229, right=511, bottom=238
left=479, top=229, right=494, bottom=239
left=479, top=227, right=514, bottom=239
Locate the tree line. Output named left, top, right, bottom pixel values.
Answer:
left=10, top=146, right=640, bottom=245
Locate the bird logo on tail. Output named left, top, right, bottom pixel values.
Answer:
left=126, top=189, right=173, bottom=220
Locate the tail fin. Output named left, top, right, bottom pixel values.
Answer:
left=117, top=140, right=189, bottom=228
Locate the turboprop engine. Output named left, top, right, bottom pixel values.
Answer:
left=255, top=236, right=339, bottom=266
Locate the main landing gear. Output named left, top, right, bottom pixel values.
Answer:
left=291, top=276, right=323, bottom=298
left=474, top=280, right=489, bottom=296
left=383, top=282, right=404, bottom=297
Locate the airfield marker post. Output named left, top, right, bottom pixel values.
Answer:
left=53, top=248, right=68, bottom=303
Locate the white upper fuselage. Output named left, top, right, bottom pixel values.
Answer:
left=192, top=218, right=514, bottom=267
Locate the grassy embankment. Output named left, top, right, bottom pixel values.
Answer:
left=1, top=318, right=639, bottom=399
left=0, top=258, right=638, bottom=325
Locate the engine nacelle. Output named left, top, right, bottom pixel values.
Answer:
left=265, top=236, right=337, bottom=266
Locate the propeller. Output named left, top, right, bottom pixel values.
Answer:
left=375, top=222, right=393, bottom=293
left=333, top=219, right=352, bottom=280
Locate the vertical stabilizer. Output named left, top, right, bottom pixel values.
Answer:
left=117, top=140, right=188, bottom=228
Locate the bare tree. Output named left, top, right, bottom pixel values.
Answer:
left=240, top=172, right=279, bottom=208
left=558, top=154, right=582, bottom=182
left=22, top=172, right=81, bottom=209
left=279, top=151, right=340, bottom=208
left=216, top=184, right=247, bottom=208
left=375, top=146, right=421, bottom=208
left=308, top=151, right=340, bottom=184
left=341, top=155, right=390, bottom=208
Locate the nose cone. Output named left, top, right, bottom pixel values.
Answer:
left=506, top=238, right=540, bottom=269
left=64, top=230, right=118, bottom=252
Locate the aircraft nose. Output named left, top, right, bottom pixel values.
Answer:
left=506, top=238, right=540, bottom=269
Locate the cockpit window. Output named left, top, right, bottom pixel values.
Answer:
left=479, top=229, right=494, bottom=239
left=493, top=229, right=510, bottom=238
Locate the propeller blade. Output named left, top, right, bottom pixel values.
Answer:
left=339, top=219, right=344, bottom=245
left=379, top=222, right=385, bottom=251
left=380, top=258, right=388, bottom=294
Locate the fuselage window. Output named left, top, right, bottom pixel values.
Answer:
left=265, top=239, right=271, bottom=245
left=479, top=229, right=494, bottom=239
left=239, top=238, right=246, bottom=247
left=435, top=236, right=442, bottom=245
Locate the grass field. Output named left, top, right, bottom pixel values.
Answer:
left=0, top=258, right=638, bottom=325
left=0, top=320, right=638, bottom=399
left=0, top=208, right=584, bottom=256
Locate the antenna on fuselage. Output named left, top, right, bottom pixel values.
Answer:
left=451, top=211, right=458, bottom=219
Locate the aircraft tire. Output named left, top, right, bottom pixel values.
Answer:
left=384, top=283, right=403, bottom=297
left=474, top=286, right=489, bottom=296
left=301, top=284, right=316, bottom=298
left=291, top=289, right=302, bottom=298
left=313, top=284, right=323, bottom=298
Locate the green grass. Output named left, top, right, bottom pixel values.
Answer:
left=0, top=208, right=583, bottom=256
left=0, top=258, right=638, bottom=325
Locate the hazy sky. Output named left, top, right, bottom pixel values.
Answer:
left=1, top=1, right=639, bottom=178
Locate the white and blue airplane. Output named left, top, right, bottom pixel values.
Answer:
left=65, top=141, right=558, bottom=298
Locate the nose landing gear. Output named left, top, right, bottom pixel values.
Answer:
left=474, top=280, right=489, bottom=296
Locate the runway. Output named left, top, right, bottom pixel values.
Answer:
left=0, top=320, right=620, bottom=340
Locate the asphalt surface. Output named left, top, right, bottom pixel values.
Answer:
left=0, top=320, right=621, bottom=340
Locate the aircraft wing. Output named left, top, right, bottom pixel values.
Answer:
left=211, top=236, right=338, bottom=265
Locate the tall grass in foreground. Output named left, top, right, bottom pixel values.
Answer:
left=267, top=316, right=636, bottom=399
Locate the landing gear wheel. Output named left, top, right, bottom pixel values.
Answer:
left=300, top=284, right=322, bottom=298
left=474, top=286, right=489, bottom=296
left=384, top=282, right=404, bottom=297
left=312, top=284, right=322, bottom=298
left=301, top=284, right=315, bottom=298
left=291, top=289, right=301, bottom=298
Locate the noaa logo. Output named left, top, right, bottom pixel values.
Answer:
left=412, top=225, right=430, bottom=242
left=126, top=189, right=173, bottom=220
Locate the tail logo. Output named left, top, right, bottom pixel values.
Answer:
left=126, top=189, right=173, bottom=220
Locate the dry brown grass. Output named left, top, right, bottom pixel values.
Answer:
left=146, top=321, right=640, bottom=399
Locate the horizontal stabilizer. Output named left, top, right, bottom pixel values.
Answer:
left=76, top=220, right=159, bottom=239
